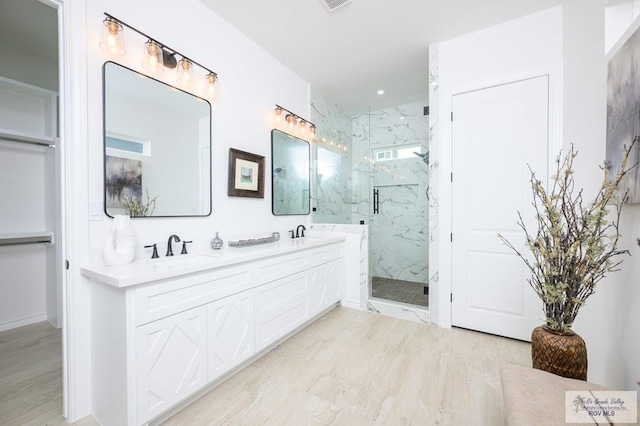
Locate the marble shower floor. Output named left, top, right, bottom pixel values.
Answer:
left=1, top=308, right=531, bottom=425
left=371, top=276, right=429, bottom=307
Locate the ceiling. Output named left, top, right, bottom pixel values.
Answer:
left=199, top=0, right=567, bottom=113
left=2, top=0, right=570, bottom=114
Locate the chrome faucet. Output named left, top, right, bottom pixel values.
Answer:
left=296, top=224, right=306, bottom=238
left=166, top=234, right=181, bottom=256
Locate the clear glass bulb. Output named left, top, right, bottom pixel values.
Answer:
left=99, top=17, right=126, bottom=56
left=142, top=40, right=163, bottom=73
left=275, top=107, right=283, bottom=125
left=205, top=73, right=216, bottom=95
left=176, top=58, right=194, bottom=89
left=286, top=114, right=296, bottom=131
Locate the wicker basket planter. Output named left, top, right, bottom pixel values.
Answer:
left=531, top=325, right=587, bottom=381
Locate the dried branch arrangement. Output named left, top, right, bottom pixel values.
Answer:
left=498, top=137, right=638, bottom=333
left=121, top=188, right=157, bottom=217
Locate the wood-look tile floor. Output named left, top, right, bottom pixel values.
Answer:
left=164, top=307, right=531, bottom=425
left=0, top=322, right=97, bottom=426
left=1, top=308, right=531, bottom=426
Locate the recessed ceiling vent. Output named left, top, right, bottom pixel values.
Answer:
left=318, top=0, right=352, bottom=12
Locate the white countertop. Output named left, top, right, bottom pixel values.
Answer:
left=80, top=233, right=345, bottom=288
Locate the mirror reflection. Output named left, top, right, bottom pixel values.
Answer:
left=271, top=129, right=310, bottom=215
left=103, top=61, right=211, bottom=217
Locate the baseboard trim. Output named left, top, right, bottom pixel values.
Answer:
left=339, top=299, right=362, bottom=310
left=0, top=312, right=48, bottom=332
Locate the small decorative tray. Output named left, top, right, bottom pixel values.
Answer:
left=228, top=232, right=280, bottom=248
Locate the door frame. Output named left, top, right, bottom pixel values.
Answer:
left=436, top=66, right=562, bottom=328
left=40, top=0, right=89, bottom=420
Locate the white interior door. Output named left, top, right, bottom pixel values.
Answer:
left=451, top=76, right=549, bottom=341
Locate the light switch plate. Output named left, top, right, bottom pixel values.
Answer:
left=89, top=201, right=103, bottom=221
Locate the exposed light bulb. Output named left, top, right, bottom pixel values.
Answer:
left=176, top=58, right=194, bottom=89
left=286, top=114, right=296, bottom=131
left=99, top=17, right=126, bottom=56
left=299, top=119, right=307, bottom=135
left=275, top=107, right=283, bottom=125
left=142, top=40, right=163, bottom=73
left=203, top=72, right=217, bottom=100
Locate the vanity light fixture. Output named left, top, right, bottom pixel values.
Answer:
left=203, top=72, right=218, bottom=99
left=285, top=113, right=296, bottom=131
left=273, top=104, right=317, bottom=142
left=274, top=106, right=283, bottom=125
left=176, top=58, right=194, bottom=88
left=99, top=13, right=219, bottom=101
left=99, top=16, right=126, bottom=56
left=142, top=40, right=163, bottom=73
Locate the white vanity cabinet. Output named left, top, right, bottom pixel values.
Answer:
left=135, top=305, right=208, bottom=423
left=254, top=270, right=310, bottom=351
left=310, top=257, right=345, bottom=316
left=84, top=238, right=345, bottom=426
left=207, top=289, right=255, bottom=381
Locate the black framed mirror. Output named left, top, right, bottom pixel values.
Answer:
left=103, top=61, right=212, bottom=217
left=271, top=129, right=310, bottom=215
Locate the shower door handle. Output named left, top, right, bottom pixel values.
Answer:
left=373, top=189, right=379, bottom=214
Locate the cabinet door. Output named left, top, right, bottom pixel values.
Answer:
left=309, top=264, right=329, bottom=316
left=208, top=290, right=255, bottom=382
left=326, top=258, right=346, bottom=305
left=135, top=306, right=208, bottom=424
left=254, top=272, right=309, bottom=351
left=310, top=259, right=345, bottom=314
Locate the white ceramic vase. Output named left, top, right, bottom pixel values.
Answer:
left=102, top=215, right=136, bottom=266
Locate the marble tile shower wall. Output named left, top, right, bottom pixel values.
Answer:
left=428, top=46, right=441, bottom=322
left=355, top=102, right=429, bottom=284
left=310, top=90, right=353, bottom=224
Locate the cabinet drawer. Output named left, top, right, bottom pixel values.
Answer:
left=254, top=272, right=309, bottom=351
left=255, top=298, right=308, bottom=351
left=254, top=272, right=308, bottom=319
left=134, top=265, right=253, bottom=326
left=254, top=251, right=311, bottom=285
left=309, top=243, right=344, bottom=268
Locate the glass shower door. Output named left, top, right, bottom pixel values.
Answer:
left=367, top=102, right=429, bottom=308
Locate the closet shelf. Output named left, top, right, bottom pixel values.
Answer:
left=0, top=232, right=54, bottom=247
left=0, top=128, right=56, bottom=148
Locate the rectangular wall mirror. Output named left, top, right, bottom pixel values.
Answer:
left=103, top=61, right=212, bottom=218
left=271, top=129, right=310, bottom=215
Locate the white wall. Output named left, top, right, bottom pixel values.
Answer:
left=0, top=42, right=58, bottom=91
left=0, top=77, right=58, bottom=331
left=65, top=0, right=312, bottom=419
left=435, top=0, right=640, bottom=390
left=435, top=5, right=564, bottom=331
left=565, top=0, right=640, bottom=391
left=605, top=0, right=640, bottom=53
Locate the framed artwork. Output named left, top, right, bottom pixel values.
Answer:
left=105, top=155, right=142, bottom=208
left=227, top=148, right=265, bottom=198
left=606, top=21, right=640, bottom=203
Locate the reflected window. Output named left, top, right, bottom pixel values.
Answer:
left=373, top=145, right=422, bottom=162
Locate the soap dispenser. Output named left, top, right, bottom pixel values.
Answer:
left=210, top=232, right=223, bottom=250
